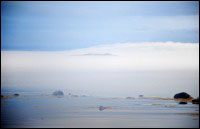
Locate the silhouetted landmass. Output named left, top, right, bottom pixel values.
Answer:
left=71, top=53, right=117, bottom=56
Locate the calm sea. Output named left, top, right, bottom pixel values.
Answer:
left=1, top=91, right=199, bottom=128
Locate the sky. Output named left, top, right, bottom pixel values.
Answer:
left=1, top=1, right=199, bottom=50
left=1, top=1, right=199, bottom=97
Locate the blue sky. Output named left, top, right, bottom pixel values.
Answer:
left=1, top=1, right=199, bottom=51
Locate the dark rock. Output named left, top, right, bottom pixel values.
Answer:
left=14, top=94, right=19, bottom=96
left=99, top=106, right=106, bottom=111
left=192, top=98, right=199, bottom=104
left=179, top=102, right=187, bottom=104
left=1, top=94, right=18, bottom=99
left=52, top=91, right=64, bottom=97
left=139, top=95, right=144, bottom=98
left=174, top=92, right=192, bottom=99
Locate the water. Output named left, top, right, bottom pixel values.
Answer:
left=1, top=92, right=199, bottom=128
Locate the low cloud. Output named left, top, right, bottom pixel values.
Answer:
left=1, top=42, right=199, bottom=97
left=2, top=42, right=198, bottom=71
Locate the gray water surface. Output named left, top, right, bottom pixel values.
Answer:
left=1, top=93, right=199, bottom=128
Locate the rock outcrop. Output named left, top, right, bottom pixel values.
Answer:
left=174, top=92, right=193, bottom=104
left=52, top=91, right=64, bottom=97
left=192, top=98, right=199, bottom=104
left=139, top=95, right=144, bottom=98
left=99, top=106, right=106, bottom=111
left=174, top=92, right=192, bottom=99
left=179, top=102, right=187, bottom=104
left=14, top=94, right=19, bottom=96
left=1, top=94, right=20, bottom=99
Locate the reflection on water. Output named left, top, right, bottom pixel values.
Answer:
left=1, top=92, right=199, bottom=128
